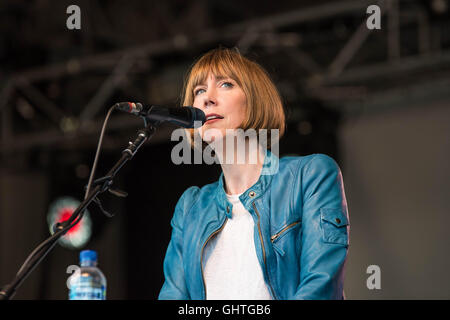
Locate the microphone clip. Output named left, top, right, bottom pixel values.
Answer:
left=84, top=175, right=128, bottom=218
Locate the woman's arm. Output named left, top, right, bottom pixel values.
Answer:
left=158, top=186, right=199, bottom=300
left=294, top=154, right=350, bottom=299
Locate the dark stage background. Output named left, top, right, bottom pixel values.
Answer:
left=1, top=0, right=449, bottom=299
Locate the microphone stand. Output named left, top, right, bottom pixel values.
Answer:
left=0, top=124, right=156, bottom=300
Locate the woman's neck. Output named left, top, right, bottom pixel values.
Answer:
left=215, top=141, right=266, bottom=195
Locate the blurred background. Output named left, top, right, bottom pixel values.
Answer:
left=0, top=0, right=449, bottom=299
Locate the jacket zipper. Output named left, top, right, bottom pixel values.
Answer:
left=252, top=202, right=277, bottom=300
left=270, top=221, right=300, bottom=242
left=200, top=217, right=227, bottom=300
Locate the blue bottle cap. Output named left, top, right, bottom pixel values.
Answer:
left=80, top=250, right=97, bottom=263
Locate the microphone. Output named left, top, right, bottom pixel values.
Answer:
left=114, top=102, right=206, bottom=128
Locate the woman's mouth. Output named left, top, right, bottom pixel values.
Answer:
left=205, top=114, right=224, bottom=124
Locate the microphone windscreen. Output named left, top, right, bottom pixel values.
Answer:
left=188, top=107, right=206, bottom=127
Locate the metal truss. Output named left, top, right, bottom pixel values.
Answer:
left=1, top=0, right=449, bottom=157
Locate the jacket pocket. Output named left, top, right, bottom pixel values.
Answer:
left=320, top=208, right=349, bottom=246
left=271, top=220, right=301, bottom=256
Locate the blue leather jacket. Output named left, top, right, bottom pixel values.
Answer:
left=158, top=150, right=350, bottom=300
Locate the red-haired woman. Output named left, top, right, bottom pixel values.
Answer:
left=159, top=48, right=350, bottom=300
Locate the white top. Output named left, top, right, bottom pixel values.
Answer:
left=202, top=191, right=273, bottom=300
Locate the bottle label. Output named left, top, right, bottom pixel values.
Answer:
left=69, top=279, right=106, bottom=300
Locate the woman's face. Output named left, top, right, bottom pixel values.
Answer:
left=192, top=72, right=247, bottom=143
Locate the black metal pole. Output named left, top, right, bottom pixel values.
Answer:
left=0, top=125, right=155, bottom=300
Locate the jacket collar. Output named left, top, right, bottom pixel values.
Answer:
left=215, top=149, right=279, bottom=218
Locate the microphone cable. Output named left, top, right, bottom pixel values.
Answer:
left=15, top=105, right=117, bottom=280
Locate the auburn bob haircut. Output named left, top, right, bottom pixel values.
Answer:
left=181, top=47, right=285, bottom=149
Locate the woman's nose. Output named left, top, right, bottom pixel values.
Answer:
left=203, top=88, right=217, bottom=108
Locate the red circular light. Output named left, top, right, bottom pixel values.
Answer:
left=57, top=208, right=81, bottom=235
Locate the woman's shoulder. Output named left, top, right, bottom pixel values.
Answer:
left=177, top=153, right=341, bottom=206
left=176, top=179, right=219, bottom=206
left=279, top=153, right=341, bottom=181
left=278, top=153, right=341, bottom=176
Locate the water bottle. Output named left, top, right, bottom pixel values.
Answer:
left=68, top=250, right=107, bottom=300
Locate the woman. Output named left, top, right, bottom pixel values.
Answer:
left=158, top=48, right=350, bottom=300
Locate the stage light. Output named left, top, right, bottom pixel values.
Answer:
left=47, top=196, right=92, bottom=250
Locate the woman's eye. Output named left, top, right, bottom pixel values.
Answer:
left=221, top=82, right=233, bottom=88
left=194, top=81, right=233, bottom=95
left=194, top=88, right=206, bottom=96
